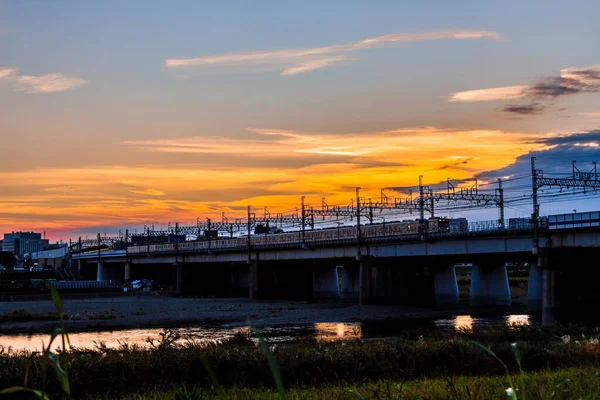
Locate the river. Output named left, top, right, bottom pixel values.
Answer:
left=0, top=313, right=533, bottom=353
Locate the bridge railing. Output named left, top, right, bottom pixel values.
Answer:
left=122, top=217, right=545, bottom=255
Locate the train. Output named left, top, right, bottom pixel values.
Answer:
left=127, top=210, right=600, bottom=255
left=129, top=217, right=469, bottom=254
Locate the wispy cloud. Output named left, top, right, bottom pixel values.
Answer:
left=125, top=126, right=543, bottom=170
left=581, top=111, right=600, bottom=117
left=0, top=68, right=17, bottom=79
left=451, top=65, right=600, bottom=103
left=165, top=29, right=501, bottom=76
left=130, top=189, right=165, bottom=196
left=16, top=73, right=88, bottom=93
left=449, top=85, right=528, bottom=102
left=450, top=64, right=600, bottom=116
left=0, top=67, right=88, bottom=93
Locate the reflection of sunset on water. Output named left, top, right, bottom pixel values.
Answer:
left=314, top=323, right=362, bottom=342
left=0, top=329, right=175, bottom=353
left=507, top=315, right=530, bottom=326
left=453, top=315, right=474, bottom=331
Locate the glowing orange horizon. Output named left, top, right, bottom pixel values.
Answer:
left=0, top=126, right=553, bottom=241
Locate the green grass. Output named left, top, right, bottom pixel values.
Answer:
left=2, top=325, right=600, bottom=399
left=3, top=285, right=600, bottom=399
left=116, top=367, right=600, bottom=400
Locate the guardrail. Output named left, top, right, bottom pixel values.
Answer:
left=51, top=280, right=110, bottom=290
left=123, top=218, right=543, bottom=256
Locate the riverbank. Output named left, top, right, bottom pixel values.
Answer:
left=0, top=295, right=529, bottom=334
left=2, top=326, right=600, bottom=399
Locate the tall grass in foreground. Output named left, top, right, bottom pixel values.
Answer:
left=2, top=287, right=600, bottom=399
left=0, top=282, right=71, bottom=399
left=120, top=367, right=600, bottom=400
left=2, top=329, right=600, bottom=398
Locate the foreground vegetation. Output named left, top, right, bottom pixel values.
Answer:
left=121, top=367, right=599, bottom=400
left=2, top=284, right=599, bottom=399
left=2, top=324, right=600, bottom=399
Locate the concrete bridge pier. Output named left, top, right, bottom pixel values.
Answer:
left=470, top=263, right=510, bottom=306
left=341, top=266, right=359, bottom=300
left=359, top=256, right=372, bottom=305
left=249, top=260, right=258, bottom=299
left=312, top=266, right=340, bottom=299
left=527, top=263, right=543, bottom=312
left=96, top=260, right=103, bottom=281
left=176, top=262, right=184, bottom=295
left=124, top=262, right=131, bottom=283
left=231, top=267, right=250, bottom=297
left=542, top=268, right=558, bottom=325
left=433, top=265, right=459, bottom=305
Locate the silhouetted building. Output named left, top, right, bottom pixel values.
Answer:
left=32, top=245, right=68, bottom=269
left=2, top=232, right=49, bottom=258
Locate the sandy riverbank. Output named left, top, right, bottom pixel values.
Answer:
left=0, top=295, right=529, bottom=334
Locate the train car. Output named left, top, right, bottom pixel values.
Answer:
left=548, top=211, right=600, bottom=230
left=449, top=218, right=468, bottom=233
left=508, top=217, right=532, bottom=231
left=427, top=217, right=450, bottom=233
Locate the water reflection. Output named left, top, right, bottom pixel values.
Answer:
left=434, top=314, right=532, bottom=331
left=507, top=314, right=530, bottom=326
left=314, top=322, right=362, bottom=342
left=0, top=328, right=186, bottom=353
left=0, top=314, right=534, bottom=352
left=453, top=315, right=474, bottom=331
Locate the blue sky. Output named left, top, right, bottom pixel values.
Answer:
left=1, top=0, right=599, bottom=239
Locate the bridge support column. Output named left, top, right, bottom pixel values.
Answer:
left=433, top=265, right=459, bottom=305
left=542, top=269, right=558, bottom=325
left=470, top=263, right=510, bottom=306
left=359, top=256, right=372, bottom=305
left=176, top=263, right=184, bottom=295
left=312, top=266, right=340, bottom=299
left=249, top=260, right=259, bottom=299
left=527, top=263, right=543, bottom=312
left=124, top=262, right=131, bottom=283
left=231, top=269, right=250, bottom=297
left=96, top=261, right=103, bottom=281
left=341, top=266, right=359, bottom=300
left=77, top=259, right=81, bottom=272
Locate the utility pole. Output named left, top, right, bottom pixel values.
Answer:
left=498, top=178, right=505, bottom=229
left=418, top=175, right=425, bottom=239
left=97, top=233, right=101, bottom=262
left=146, top=226, right=150, bottom=255
left=531, top=157, right=539, bottom=255
left=207, top=218, right=212, bottom=252
left=175, top=222, right=180, bottom=264
left=356, top=187, right=361, bottom=259
left=247, top=205, right=252, bottom=263
left=301, top=196, right=306, bottom=246
left=429, top=189, right=434, bottom=218
left=418, top=175, right=425, bottom=222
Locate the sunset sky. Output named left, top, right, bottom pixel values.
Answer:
left=1, top=1, right=600, bottom=240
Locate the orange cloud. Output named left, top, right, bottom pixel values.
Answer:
left=0, top=126, right=553, bottom=239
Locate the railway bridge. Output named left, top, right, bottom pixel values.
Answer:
left=71, top=213, right=600, bottom=325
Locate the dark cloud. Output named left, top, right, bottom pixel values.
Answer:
left=502, top=103, right=545, bottom=115
left=438, top=157, right=473, bottom=170
left=538, top=130, right=600, bottom=146
left=500, top=66, right=600, bottom=116
left=476, top=131, right=600, bottom=185
left=568, top=69, right=600, bottom=81
left=526, top=77, right=587, bottom=98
